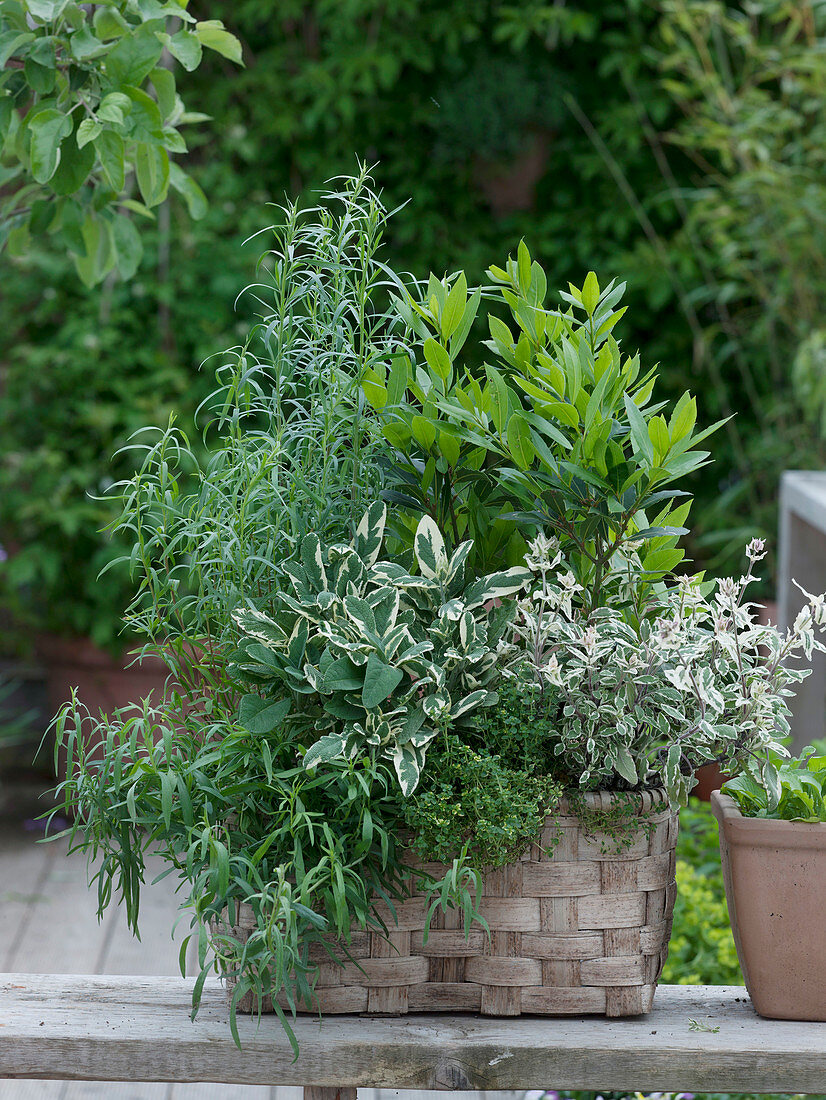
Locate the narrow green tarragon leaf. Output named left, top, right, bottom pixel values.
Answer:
left=506, top=412, right=535, bottom=470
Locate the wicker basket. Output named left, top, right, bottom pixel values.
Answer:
left=224, top=788, right=678, bottom=1018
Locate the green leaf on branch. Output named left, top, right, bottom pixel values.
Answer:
left=159, top=28, right=202, bottom=71
left=26, top=0, right=68, bottom=20
left=581, top=270, right=600, bottom=315
left=506, top=412, right=535, bottom=470
left=135, top=142, right=169, bottom=206
left=423, top=337, right=451, bottom=382
left=150, top=67, right=177, bottom=120
left=98, top=130, right=125, bottom=191
left=50, top=130, right=95, bottom=195
left=0, top=31, right=35, bottom=69
left=28, top=109, right=73, bottom=184
left=77, top=119, right=101, bottom=149
left=169, top=163, right=206, bottom=219
left=69, top=25, right=107, bottom=61
left=110, top=213, right=143, bottom=279
left=105, top=26, right=164, bottom=86
left=194, top=20, right=243, bottom=65
left=624, top=392, right=654, bottom=465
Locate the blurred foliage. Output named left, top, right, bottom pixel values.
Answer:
left=0, top=0, right=242, bottom=284
left=662, top=800, right=741, bottom=985
left=2, top=0, right=826, bottom=649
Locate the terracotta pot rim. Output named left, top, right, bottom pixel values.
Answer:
left=711, top=790, right=826, bottom=848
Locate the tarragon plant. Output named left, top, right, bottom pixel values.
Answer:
left=231, top=502, right=531, bottom=795
left=499, top=535, right=826, bottom=804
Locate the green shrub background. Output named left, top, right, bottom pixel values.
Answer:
left=663, top=802, right=740, bottom=987
left=4, top=0, right=826, bottom=650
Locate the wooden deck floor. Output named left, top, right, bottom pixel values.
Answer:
left=0, top=782, right=512, bottom=1100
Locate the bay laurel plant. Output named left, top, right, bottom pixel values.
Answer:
left=368, top=248, right=725, bottom=610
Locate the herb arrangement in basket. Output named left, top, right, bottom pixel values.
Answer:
left=50, top=170, right=804, bottom=1048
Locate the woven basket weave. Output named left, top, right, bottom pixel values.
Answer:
left=225, top=788, right=678, bottom=1018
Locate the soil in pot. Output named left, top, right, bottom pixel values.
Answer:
left=221, top=788, right=679, bottom=1020
left=712, top=789, right=826, bottom=1020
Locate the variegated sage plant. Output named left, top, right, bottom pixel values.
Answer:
left=231, top=501, right=532, bottom=795
left=499, top=535, right=826, bottom=804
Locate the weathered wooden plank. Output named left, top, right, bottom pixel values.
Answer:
left=98, top=852, right=187, bottom=978
left=2, top=976, right=826, bottom=1092
left=4, top=835, right=115, bottom=974
left=0, top=826, right=59, bottom=972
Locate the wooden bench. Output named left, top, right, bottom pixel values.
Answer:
left=2, top=975, right=826, bottom=1096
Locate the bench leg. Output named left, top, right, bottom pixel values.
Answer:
left=304, top=1089, right=357, bottom=1100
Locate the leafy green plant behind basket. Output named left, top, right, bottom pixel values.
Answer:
left=231, top=501, right=531, bottom=795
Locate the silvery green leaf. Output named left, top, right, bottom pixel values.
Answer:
left=445, top=540, right=473, bottom=591
left=315, top=591, right=337, bottom=611
left=321, top=656, right=363, bottom=692
left=332, top=550, right=366, bottom=596
left=406, top=725, right=438, bottom=749
left=287, top=618, right=309, bottom=666
left=396, top=705, right=428, bottom=745
left=451, top=689, right=488, bottom=720
left=303, top=733, right=347, bottom=770
left=610, top=744, right=638, bottom=785
left=422, top=689, right=450, bottom=718
left=439, top=597, right=464, bottom=621
left=463, top=567, right=532, bottom=610
left=370, top=561, right=409, bottom=582
left=459, top=611, right=479, bottom=650
left=368, top=586, right=400, bottom=634
left=383, top=623, right=413, bottom=661
left=232, top=607, right=285, bottom=646
left=300, top=532, right=326, bottom=590
left=343, top=594, right=376, bottom=633
left=362, top=651, right=404, bottom=709
left=392, top=743, right=422, bottom=796
left=238, top=695, right=291, bottom=735
left=397, top=640, right=434, bottom=665
left=354, top=500, right=387, bottom=566
left=302, top=662, right=324, bottom=691
left=415, top=514, right=448, bottom=580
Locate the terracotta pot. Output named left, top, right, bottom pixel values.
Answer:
left=711, top=790, right=826, bottom=1020
left=475, top=131, right=550, bottom=217
left=38, top=635, right=170, bottom=780
left=691, top=762, right=727, bottom=801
